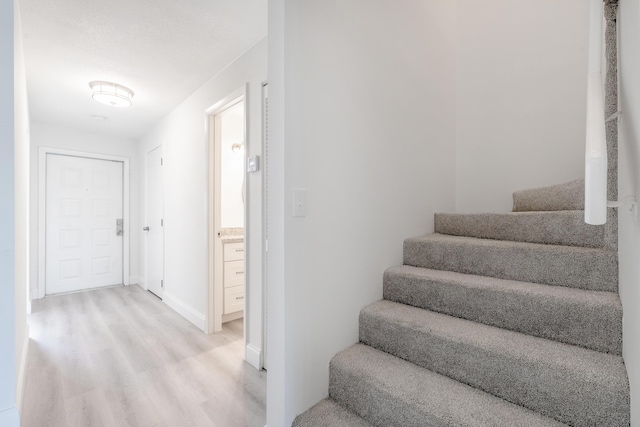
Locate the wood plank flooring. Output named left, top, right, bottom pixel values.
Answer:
left=20, top=285, right=266, bottom=427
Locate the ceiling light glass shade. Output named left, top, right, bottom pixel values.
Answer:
left=89, top=81, right=134, bottom=107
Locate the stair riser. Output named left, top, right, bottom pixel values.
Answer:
left=359, top=309, right=630, bottom=427
left=404, top=238, right=618, bottom=292
left=512, top=179, right=584, bottom=212
left=292, top=399, right=374, bottom=427
left=383, top=268, right=622, bottom=354
left=434, top=212, right=604, bottom=248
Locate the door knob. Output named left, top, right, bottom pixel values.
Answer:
left=143, top=226, right=150, bottom=231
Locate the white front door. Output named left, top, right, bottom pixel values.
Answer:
left=146, top=146, right=164, bottom=297
left=45, top=154, right=124, bottom=295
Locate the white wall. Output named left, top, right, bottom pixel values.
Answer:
left=137, top=39, right=267, bottom=363
left=0, top=0, right=19, bottom=424
left=220, top=101, right=245, bottom=229
left=13, top=1, right=29, bottom=416
left=28, top=122, right=140, bottom=297
left=455, top=0, right=590, bottom=213
left=266, top=1, right=286, bottom=422
left=267, top=1, right=457, bottom=424
left=618, top=0, right=640, bottom=423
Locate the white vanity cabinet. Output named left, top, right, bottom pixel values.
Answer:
left=223, top=241, right=244, bottom=315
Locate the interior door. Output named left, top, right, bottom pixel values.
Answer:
left=45, top=154, right=124, bottom=294
left=146, top=146, right=164, bottom=297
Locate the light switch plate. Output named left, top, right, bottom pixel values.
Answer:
left=293, top=188, right=307, bottom=217
left=247, top=155, right=260, bottom=172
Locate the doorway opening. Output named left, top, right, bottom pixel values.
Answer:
left=207, top=88, right=247, bottom=351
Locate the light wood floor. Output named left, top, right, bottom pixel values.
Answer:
left=20, top=285, right=266, bottom=427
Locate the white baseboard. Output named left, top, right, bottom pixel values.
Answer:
left=137, top=277, right=146, bottom=289
left=0, top=407, right=20, bottom=427
left=162, top=291, right=206, bottom=332
left=246, top=343, right=262, bottom=370
left=128, top=276, right=139, bottom=285
left=15, top=325, right=29, bottom=412
left=222, top=311, right=243, bottom=323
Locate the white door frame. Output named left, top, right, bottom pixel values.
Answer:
left=205, top=84, right=247, bottom=335
left=38, top=147, right=130, bottom=299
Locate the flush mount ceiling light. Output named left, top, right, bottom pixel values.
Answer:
left=89, top=81, right=134, bottom=108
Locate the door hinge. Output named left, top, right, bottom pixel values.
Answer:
left=161, top=158, right=163, bottom=166
left=161, top=219, right=164, bottom=226
left=161, top=280, right=164, bottom=289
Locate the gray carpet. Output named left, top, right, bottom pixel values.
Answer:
left=435, top=210, right=604, bottom=248
left=359, top=300, right=628, bottom=426
left=383, top=265, right=622, bottom=354
left=293, top=182, right=629, bottom=426
left=404, top=234, right=618, bottom=292
left=604, top=0, right=619, bottom=253
left=512, top=179, right=585, bottom=212
left=292, top=399, right=374, bottom=427
left=329, top=344, right=566, bottom=427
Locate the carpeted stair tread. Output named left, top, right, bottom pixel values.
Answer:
left=434, top=210, right=604, bottom=248
left=293, top=399, right=374, bottom=427
left=359, top=300, right=629, bottom=426
left=404, top=234, right=617, bottom=292
left=330, top=344, right=567, bottom=427
left=383, top=265, right=622, bottom=354
left=512, top=179, right=584, bottom=212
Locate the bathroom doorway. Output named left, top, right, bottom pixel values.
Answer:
left=207, top=90, right=247, bottom=342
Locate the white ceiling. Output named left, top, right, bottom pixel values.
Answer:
left=18, top=0, right=268, bottom=140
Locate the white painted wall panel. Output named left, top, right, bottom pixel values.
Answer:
left=268, top=1, right=457, bottom=424
left=14, top=1, right=30, bottom=415
left=1, top=0, right=18, bottom=424
left=455, top=0, right=590, bottom=213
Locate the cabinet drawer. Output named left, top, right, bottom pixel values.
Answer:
left=224, top=285, right=244, bottom=314
left=224, top=260, right=244, bottom=288
left=223, top=242, right=244, bottom=261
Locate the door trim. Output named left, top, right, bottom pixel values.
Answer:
left=38, top=147, right=130, bottom=299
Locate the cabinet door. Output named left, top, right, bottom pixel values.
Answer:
left=223, top=242, right=244, bottom=261
left=224, top=260, right=244, bottom=288
left=224, top=285, right=244, bottom=314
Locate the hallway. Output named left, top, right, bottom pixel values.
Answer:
left=20, top=285, right=266, bottom=427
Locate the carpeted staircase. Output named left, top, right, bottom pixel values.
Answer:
left=293, top=181, right=630, bottom=426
